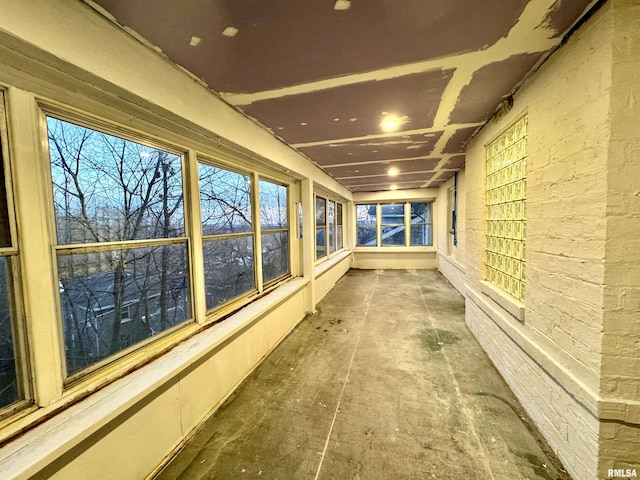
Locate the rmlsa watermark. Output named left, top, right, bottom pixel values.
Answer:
left=607, top=468, right=638, bottom=478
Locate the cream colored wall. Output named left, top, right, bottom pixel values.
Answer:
left=435, top=170, right=466, bottom=293
left=314, top=252, right=353, bottom=304
left=0, top=1, right=355, bottom=479
left=461, top=2, right=640, bottom=479
left=351, top=189, right=438, bottom=270
left=23, top=285, right=307, bottom=480
left=599, top=0, right=640, bottom=475
left=352, top=251, right=437, bottom=270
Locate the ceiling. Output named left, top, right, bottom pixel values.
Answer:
left=87, top=0, right=598, bottom=192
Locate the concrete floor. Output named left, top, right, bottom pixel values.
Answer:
left=155, top=269, right=570, bottom=480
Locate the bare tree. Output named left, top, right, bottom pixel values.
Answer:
left=48, top=118, right=187, bottom=372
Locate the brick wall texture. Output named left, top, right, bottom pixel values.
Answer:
left=440, top=1, right=640, bottom=479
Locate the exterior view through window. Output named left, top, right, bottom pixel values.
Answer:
left=259, top=179, right=289, bottom=284
left=0, top=135, right=22, bottom=409
left=199, top=163, right=255, bottom=310
left=336, top=203, right=343, bottom=250
left=315, top=196, right=326, bottom=259
left=315, top=196, right=343, bottom=260
left=357, top=202, right=432, bottom=247
left=381, top=204, right=405, bottom=246
left=356, top=204, right=377, bottom=246
left=47, top=116, right=192, bottom=375
left=410, top=202, right=432, bottom=245
left=328, top=200, right=336, bottom=253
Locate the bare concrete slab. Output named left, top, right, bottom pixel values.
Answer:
left=155, top=270, right=571, bottom=480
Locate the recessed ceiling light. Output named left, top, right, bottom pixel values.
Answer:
left=390, top=184, right=398, bottom=191
left=380, top=113, right=408, bottom=132
left=189, top=36, right=201, bottom=46
left=388, top=167, right=399, bottom=177
left=334, top=0, right=351, bottom=11
left=222, top=26, right=238, bottom=37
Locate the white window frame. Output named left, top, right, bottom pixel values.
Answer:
left=355, top=201, right=434, bottom=248
left=0, top=91, right=32, bottom=421
left=43, top=107, right=196, bottom=382
left=314, top=194, right=346, bottom=263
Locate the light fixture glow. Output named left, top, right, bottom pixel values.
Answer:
left=189, top=36, right=202, bottom=46
left=334, top=0, right=351, bottom=10
left=379, top=113, right=408, bottom=132
left=390, top=184, right=398, bottom=191
left=388, top=167, right=399, bottom=177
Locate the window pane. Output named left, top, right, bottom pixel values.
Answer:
left=356, top=204, right=376, bottom=246
left=411, top=202, right=431, bottom=223
left=0, top=149, right=10, bottom=247
left=328, top=201, right=336, bottom=253
left=47, top=117, right=185, bottom=244
left=411, top=224, right=433, bottom=245
left=328, top=201, right=335, bottom=226
left=58, top=244, right=191, bottom=374
left=262, top=232, right=289, bottom=283
left=337, top=206, right=343, bottom=249
left=410, top=202, right=432, bottom=246
left=381, top=225, right=406, bottom=245
left=315, top=197, right=326, bottom=227
left=199, top=164, right=251, bottom=234
left=260, top=180, right=287, bottom=230
left=329, top=226, right=336, bottom=253
left=316, top=228, right=326, bottom=259
left=203, top=236, right=255, bottom=310
left=0, top=257, right=19, bottom=408
left=380, top=204, right=404, bottom=226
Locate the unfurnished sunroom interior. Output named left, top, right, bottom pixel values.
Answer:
left=0, top=1, right=638, bottom=479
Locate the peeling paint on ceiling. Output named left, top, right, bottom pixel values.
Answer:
left=88, top=0, right=600, bottom=192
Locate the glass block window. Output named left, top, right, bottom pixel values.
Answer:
left=484, top=115, right=527, bottom=301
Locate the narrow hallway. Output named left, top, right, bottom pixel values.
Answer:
left=157, top=270, right=569, bottom=480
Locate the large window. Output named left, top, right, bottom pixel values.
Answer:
left=410, top=202, right=432, bottom=246
left=315, top=196, right=326, bottom=260
left=0, top=107, right=28, bottom=412
left=259, top=179, right=289, bottom=284
left=356, top=204, right=377, bottom=246
left=315, top=195, right=345, bottom=260
left=199, top=163, right=255, bottom=310
left=381, top=204, right=405, bottom=246
left=47, top=115, right=192, bottom=376
left=357, top=202, right=432, bottom=247
left=484, top=115, right=527, bottom=301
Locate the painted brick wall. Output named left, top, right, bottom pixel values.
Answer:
left=599, top=0, right=640, bottom=476
left=436, top=169, right=466, bottom=294
left=460, top=3, right=615, bottom=479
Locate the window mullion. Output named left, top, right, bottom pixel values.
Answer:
left=8, top=88, right=64, bottom=405
left=376, top=204, right=381, bottom=247
left=186, top=149, right=206, bottom=324
left=404, top=203, right=410, bottom=246
left=253, top=174, right=263, bottom=293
